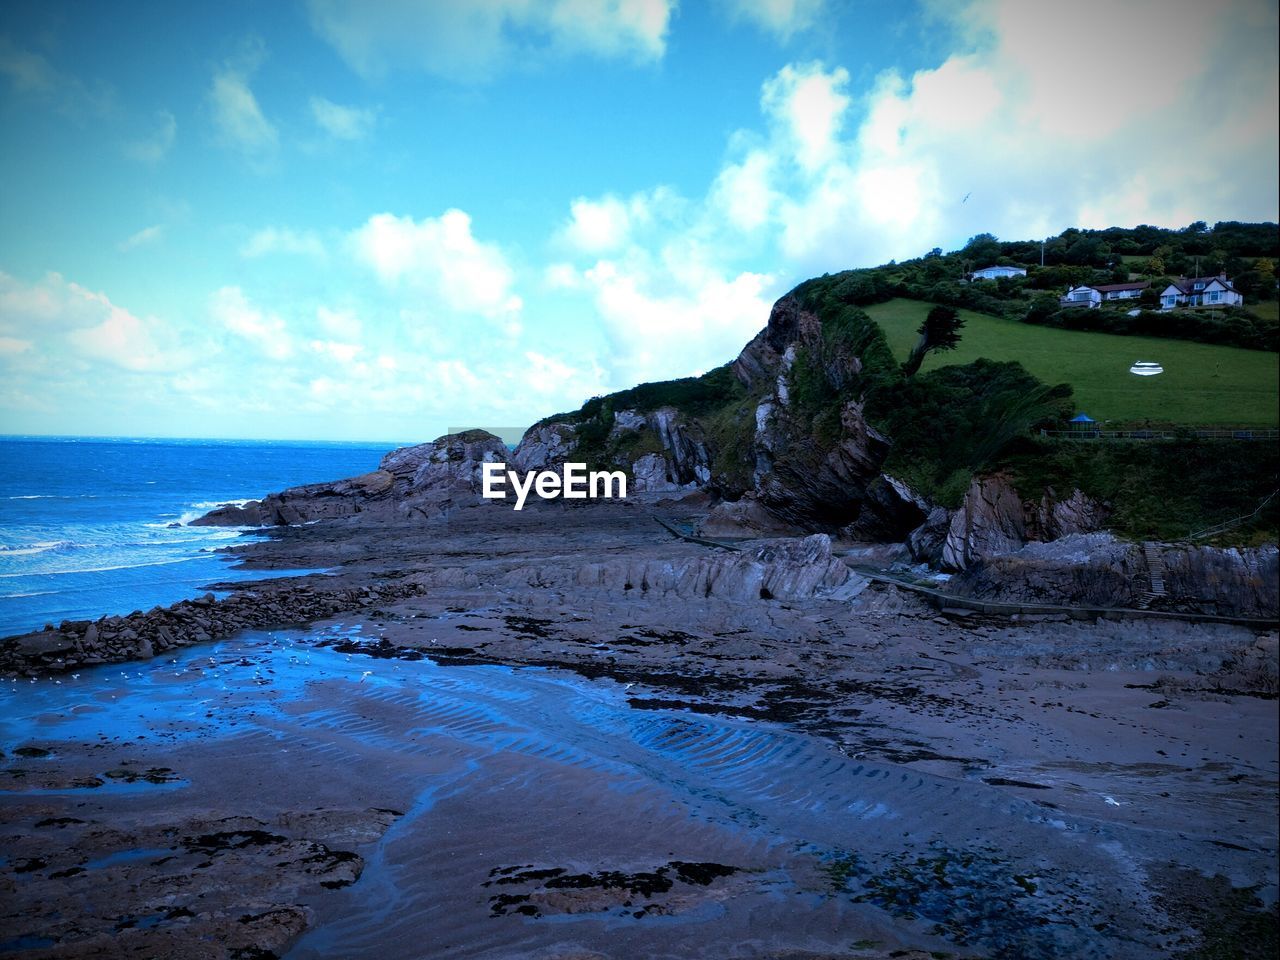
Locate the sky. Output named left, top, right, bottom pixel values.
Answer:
left=0, top=0, right=1276, bottom=443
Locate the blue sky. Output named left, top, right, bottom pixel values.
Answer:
left=1, top=0, right=1276, bottom=442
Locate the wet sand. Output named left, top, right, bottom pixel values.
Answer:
left=1, top=497, right=1276, bottom=958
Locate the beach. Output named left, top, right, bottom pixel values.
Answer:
left=2, top=495, right=1276, bottom=958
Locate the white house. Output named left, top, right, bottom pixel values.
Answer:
left=1092, top=281, right=1150, bottom=301
left=1159, top=275, right=1243, bottom=310
left=1059, top=285, right=1102, bottom=308
left=1059, top=280, right=1149, bottom=309
left=971, top=264, right=1027, bottom=280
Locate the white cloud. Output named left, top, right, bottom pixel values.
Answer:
left=0, top=271, right=188, bottom=372
left=305, top=0, right=673, bottom=80
left=351, top=210, right=522, bottom=320
left=309, top=95, right=376, bottom=140
left=316, top=305, right=362, bottom=340
left=209, top=286, right=294, bottom=360
left=719, top=0, right=826, bottom=40
left=0, top=336, right=32, bottom=356
left=309, top=339, right=363, bottom=364
left=240, top=226, right=326, bottom=258
left=760, top=62, right=850, bottom=174
left=0, top=35, right=114, bottom=116
left=700, top=0, right=1278, bottom=275
left=0, top=36, right=59, bottom=93
left=118, top=224, right=164, bottom=252
left=562, top=195, right=633, bottom=253
left=208, top=41, right=277, bottom=160
left=126, top=110, right=176, bottom=164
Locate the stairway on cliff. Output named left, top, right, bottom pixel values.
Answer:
left=1136, top=543, right=1167, bottom=609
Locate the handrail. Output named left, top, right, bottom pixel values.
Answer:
left=1188, top=489, right=1279, bottom=541
left=1040, top=429, right=1279, bottom=441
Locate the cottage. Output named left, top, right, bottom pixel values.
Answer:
left=1059, top=285, right=1102, bottom=308
left=1092, top=280, right=1149, bottom=301
left=971, top=264, right=1027, bottom=280
left=1059, top=280, right=1149, bottom=309
left=1159, top=275, right=1243, bottom=310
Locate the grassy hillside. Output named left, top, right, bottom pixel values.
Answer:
left=865, top=299, right=1279, bottom=426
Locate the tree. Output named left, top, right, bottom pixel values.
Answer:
left=902, top=305, right=966, bottom=377
left=963, top=232, right=1001, bottom=266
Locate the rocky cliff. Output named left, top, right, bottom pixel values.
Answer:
left=509, top=294, right=892, bottom=532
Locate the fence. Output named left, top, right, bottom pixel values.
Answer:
left=1040, top=428, right=1279, bottom=441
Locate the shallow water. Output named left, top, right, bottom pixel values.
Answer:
left=1, top=627, right=1191, bottom=959
left=0, top=436, right=387, bottom=635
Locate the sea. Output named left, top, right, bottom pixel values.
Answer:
left=0, top=436, right=393, bottom=638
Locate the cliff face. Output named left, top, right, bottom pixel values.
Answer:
left=511, top=294, right=892, bottom=531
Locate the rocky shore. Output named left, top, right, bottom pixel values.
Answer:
left=3, top=483, right=1278, bottom=957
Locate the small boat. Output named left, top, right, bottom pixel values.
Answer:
left=1129, top=361, right=1163, bottom=376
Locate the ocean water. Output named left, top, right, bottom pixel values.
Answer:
left=0, top=436, right=392, bottom=637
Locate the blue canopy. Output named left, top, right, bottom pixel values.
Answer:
left=1069, top=413, right=1095, bottom=423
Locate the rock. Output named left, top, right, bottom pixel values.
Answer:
left=191, top=501, right=265, bottom=527
left=844, top=474, right=932, bottom=542
left=942, top=475, right=1027, bottom=571
left=906, top=506, right=951, bottom=564
left=512, top=422, right=578, bottom=472
left=647, top=407, right=712, bottom=487
left=574, top=534, right=865, bottom=603
left=631, top=453, right=681, bottom=493
left=1034, top=487, right=1110, bottom=541
left=1158, top=543, right=1279, bottom=618
left=698, top=497, right=803, bottom=538
left=193, top=430, right=509, bottom=528
left=12, top=631, right=75, bottom=657
left=950, top=534, right=1139, bottom=607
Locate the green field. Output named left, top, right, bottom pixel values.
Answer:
left=1251, top=300, right=1279, bottom=323
left=864, top=299, right=1279, bottom=426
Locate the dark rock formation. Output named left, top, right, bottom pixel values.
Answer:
left=941, top=475, right=1028, bottom=571
left=843, top=475, right=932, bottom=542
left=950, top=534, right=1141, bottom=608
left=573, top=534, right=866, bottom=602
left=0, top=576, right=431, bottom=677
left=948, top=535, right=1279, bottom=619
left=194, top=430, right=507, bottom=527
left=1159, top=543, right=1279, bottom=618
left=922, top=474, right=1110, bottom=572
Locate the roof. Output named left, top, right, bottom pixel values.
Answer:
left=1090, top=281, right=1150, bottom=293
left=973, top=264, right=1024, bottom=272
left=1166, top=274, right=1236, bottom=294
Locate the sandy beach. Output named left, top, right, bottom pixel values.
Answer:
left=2, top=495, right=1275, bottom=958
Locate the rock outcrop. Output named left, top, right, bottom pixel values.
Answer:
left=910, top=474, right=1110, bottom=572
left=0, top=576, right=431, bottom=677
left=947, top=535, right=1279, bottom=618
left=733, top=296, right=892, bottom=530
left=941, top=475, right=1029, bottom=571
left=194, top=430, right=508, bottom=526
left=1158, top=543, right=1279, bottom=618
left=573, top=534, right=866, bottom=603
left=950, top=534, right=1141, bottom=608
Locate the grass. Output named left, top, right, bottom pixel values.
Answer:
left=864, top=298, right=1279, bottom=426
left=1251, top=300, right=1279, bottom=323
